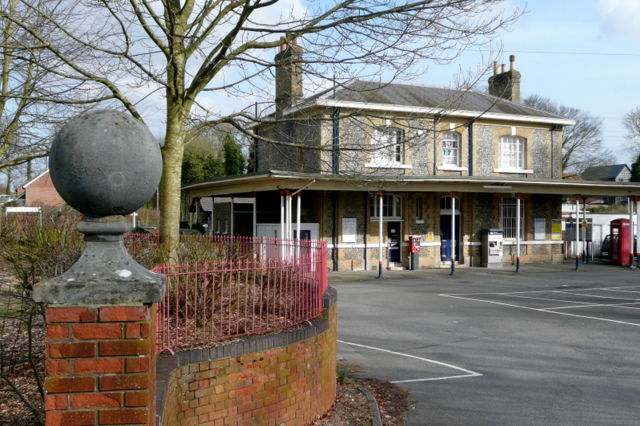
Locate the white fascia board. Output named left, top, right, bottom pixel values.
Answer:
left=20, top=170, right=50, bottom=189
left=287, top=99, right=577, bottom=127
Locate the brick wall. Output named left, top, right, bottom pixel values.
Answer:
left=44, top=305, right=156, bottom=425
left=22, top=171, right=66, bottom=207
left=157, top=289, right=337, bottom=426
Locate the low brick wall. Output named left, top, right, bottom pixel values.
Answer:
left=156, top=288, right=337, bottom=425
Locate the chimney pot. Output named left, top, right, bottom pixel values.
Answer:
left=493, top=61, right=499, bottom=76
left=510, top=55, right=515, bottom=71
left=501, top=64, right=506, bottom=73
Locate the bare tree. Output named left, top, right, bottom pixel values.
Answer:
left=523, top=94, right=614, bottom=174
left=623, top=107, right=640, bottom=159
left=0, top=0, right=97, bottom=182
left=2, top=0, right=522, bottom=255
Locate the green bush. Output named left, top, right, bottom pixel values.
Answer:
left=0, top=212, right=83, bottom=291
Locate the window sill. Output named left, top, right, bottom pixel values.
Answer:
left=493, top=168, right=534, bottom=174
left=365, top=163, right=412, bottom=169
left=437, top=165, right=468, bottom=172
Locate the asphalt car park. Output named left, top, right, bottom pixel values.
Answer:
left=330, top=262, right=640, bottom=425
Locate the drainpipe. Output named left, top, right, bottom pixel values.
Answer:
left=550, top=125, right=558, bottom=178
left=468, top=120, right=475, bottom=176
left=332, top=107, right=341, bottom=174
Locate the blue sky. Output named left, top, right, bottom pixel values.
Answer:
left=424, top=0, right=640, bottom=164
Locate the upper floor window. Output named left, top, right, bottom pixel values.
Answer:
left=442, top=132, right=460, bottom=166
left=500, top=136, right=526, bottom=170
left=371, top=194, right=402, bottom=220
left=370, top=127, right=404, bottom=166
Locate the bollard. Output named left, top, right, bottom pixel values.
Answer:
left=33, top=110, right=165, bottom=426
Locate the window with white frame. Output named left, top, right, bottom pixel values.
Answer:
left=370, top=194, right=402, bottom=220
left=499, top=136, right=526, bottom=170
left=499, top=197, right=525, bottom=239
left=370, top=127, right=404, bottom=166
left=442, top=132, right=460, bottom=166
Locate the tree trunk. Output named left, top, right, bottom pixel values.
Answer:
left=159, top=112, right=187, bottom=261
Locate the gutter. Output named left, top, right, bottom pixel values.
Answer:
left=285, top=99, right=577, bottom=127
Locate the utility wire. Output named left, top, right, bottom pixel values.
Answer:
left=478, top=49, right=640, bottom=57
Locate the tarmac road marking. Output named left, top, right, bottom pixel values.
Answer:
left=440, top=293, right=640, bottom=327
left=338, top=340, right=483, bottom=384
left=544, top=302, right=640, bottom=310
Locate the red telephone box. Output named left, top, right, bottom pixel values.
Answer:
left=609, top=218, right=631, bottom=265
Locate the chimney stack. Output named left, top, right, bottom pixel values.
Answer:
left=488, top=54, right=521, bottom=103
left=275, top=36, right=303, bottom=118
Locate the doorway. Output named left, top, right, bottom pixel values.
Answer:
left=440, top=196, right=460, bottom=262
left=388, top=222, right=401, bottom=262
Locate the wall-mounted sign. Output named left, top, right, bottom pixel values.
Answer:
left=534, top=218, right=545, bottom=240
left=552, top=219, right=562, bottom=240
left=342, top=218, right=357, bottom=243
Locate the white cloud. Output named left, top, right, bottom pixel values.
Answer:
left=598, top=0, right=640, bottom=38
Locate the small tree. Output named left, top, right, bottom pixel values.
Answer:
left=223, top=134, right=245, bottom=176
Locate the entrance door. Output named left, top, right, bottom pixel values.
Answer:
left=388, top=222, right=401, bottom=262
left=440, top=215, right=460, bottom=261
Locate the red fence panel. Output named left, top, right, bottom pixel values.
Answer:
left=145, top=236, right=328, bottom=353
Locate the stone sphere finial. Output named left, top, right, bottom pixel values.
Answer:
left=49, top=110, right=162, bottom=216
left=34, top=110, right=165, bottom=306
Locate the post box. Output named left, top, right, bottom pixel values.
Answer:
left=610, top=218, right=631, bottom=265
left=409, top=235, right=421, bottom=253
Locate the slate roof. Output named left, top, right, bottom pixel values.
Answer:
left=582, top=164, right=630, bottom=181
left=296, top=79, right=568, bottom=121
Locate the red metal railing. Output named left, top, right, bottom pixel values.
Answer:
left=147, top=237, right=327, bottom=353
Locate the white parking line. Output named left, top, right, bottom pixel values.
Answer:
left=545, top=302, right=640, bottom=311
left=553, top=290, right=639, bottom=301
left=338, top=340, right=483, bottom=384
left=506, top=293, right=599, bottom=305
left=440, top=293, right=640, bottom=327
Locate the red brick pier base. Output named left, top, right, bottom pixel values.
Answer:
left=44, top=305, right=157, bottom=426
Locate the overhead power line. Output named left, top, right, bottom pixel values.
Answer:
left=479, top=49, right=640, bottom=57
